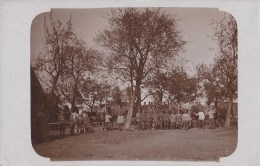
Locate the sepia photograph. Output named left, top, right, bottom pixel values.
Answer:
left=29, top=7, right=241, bottom=162
left=30, top=8, right=238, bottom=161
left=2, top=0, right=260, bottom=165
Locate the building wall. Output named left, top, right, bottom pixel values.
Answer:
left=31, top=66, right=50, bottom=144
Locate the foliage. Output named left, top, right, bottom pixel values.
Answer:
left=111, top=86, right=122, bottom=106
left=57, top=39, right=102, bottom=108
left=96, top=7, right=186, bottom=108
left=144, top=71, right=169, bottom=105
left=196, top=64, right=223, bottom=106
left=167, top=67, right=198, bottom=104
left=81, top=79, right=111, bottom=111
left=211, top=13, right=237, bottom=100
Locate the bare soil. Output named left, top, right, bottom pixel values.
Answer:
left=33, top=126, right=237, bottom=161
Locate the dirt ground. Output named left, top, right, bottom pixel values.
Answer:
left=33, top=125, right=237, bottom=161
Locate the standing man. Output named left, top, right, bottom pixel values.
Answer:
left=146, top=109, right=152, bottom=130
left=187, top=109, right=192, bottom=129
left=63, top=105, right=70, bottom=122
left=208, top=105, right=216, bottom=129
left=170, top=110, right=176, bottom=129
left=182, top=110, right=189, bottom=130
left=158, top=110, right=164, bottom=130
left=176, top=110, right=183, bottom=129
left=117, top=112, right=124, bottom=131
left=71, top=108, right=79, bottom=134
left=194, top=109, right=205, bottom=129
left=83, top=112, right=91, bottom=133
left=110, top=109, right=115, bottom=130
left=141, top=110, right=147, bottom=130
left=105, top=112, right=112, bottom=131
left=164, top=110, right=170, bottom=130
left=136, top=110, right=141, bottom=130
left=58, top=110, right=66, bottom=136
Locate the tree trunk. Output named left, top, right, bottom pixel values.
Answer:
left=125, top=94, right=135, bottom=129
left=135, top=79, right=142, bottom=111
left=49, top=73, right=60, bottom=104
left=225, top=95, right=233, bottom=127
left=71, top=73, right=80, bottom=109
left=71, top=86, right=78, bottom=109
left=159, top=89, right=164, bottom=105
left=214, top=100, right=218, bottom=109
left=71, top=89, right=76, bottom=109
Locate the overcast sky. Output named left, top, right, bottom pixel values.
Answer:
left=31, top=8, right=225, bottom=76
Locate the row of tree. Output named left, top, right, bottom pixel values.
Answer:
left=196, top=14, right=237, bottom=126
left=32, top=8, right=237, bottom=128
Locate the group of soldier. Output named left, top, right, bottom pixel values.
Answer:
left=56, top=103, right=223, bottom=137
left=134, top=104, right=220, bottom=130
left=57, top=107, right=125, bottom=136
left=57, top=108, right=92, bottom=136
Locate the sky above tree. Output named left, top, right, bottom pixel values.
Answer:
left=31, top=8, right=225, bottom=76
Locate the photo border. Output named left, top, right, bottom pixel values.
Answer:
left=0, top=0, right=259, bottom=166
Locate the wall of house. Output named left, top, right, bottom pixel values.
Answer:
left=31, top=66, right=50, bottom=144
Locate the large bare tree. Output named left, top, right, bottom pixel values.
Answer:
left=96, top=8, right=186, bottom=128
left=32, top=14, right=75, bottom=105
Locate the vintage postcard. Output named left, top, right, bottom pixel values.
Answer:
left=0, top=0, right=259, bottom=166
